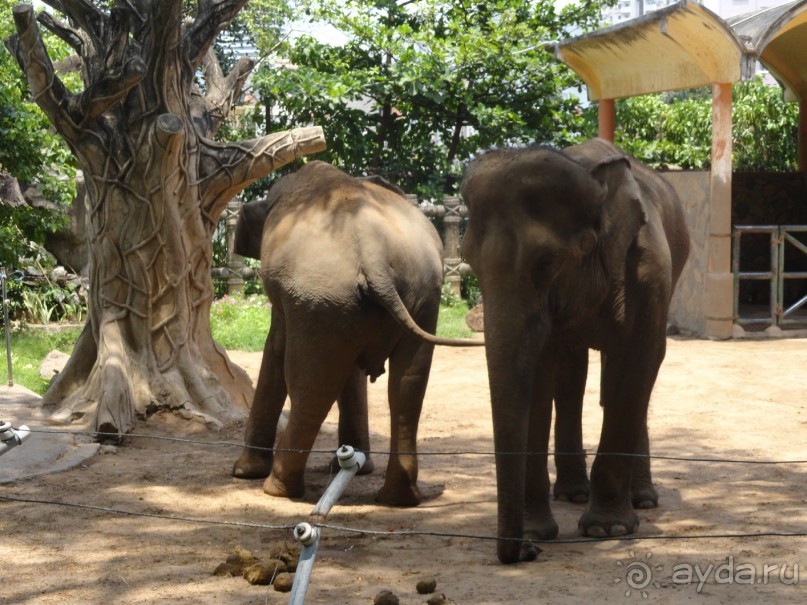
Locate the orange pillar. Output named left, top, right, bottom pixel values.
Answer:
left=598, top=98, right=615, bottom=142
left=706, top=82, right=734, bottom=339
left=799, top=98, right=807, bottom=172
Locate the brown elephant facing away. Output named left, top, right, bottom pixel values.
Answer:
left=460, top=138, right=690, bottom=563
left=231, top=160, right=480, bottom=506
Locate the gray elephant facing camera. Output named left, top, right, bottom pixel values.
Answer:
left=231, top=160, right=480, bottom=506
left=461, top=138, right=690, bottom=564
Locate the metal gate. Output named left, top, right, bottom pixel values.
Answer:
left=733, top=225, right=807, bottom=328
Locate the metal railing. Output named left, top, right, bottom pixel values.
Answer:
left=732, top=225, right=807, bottom=328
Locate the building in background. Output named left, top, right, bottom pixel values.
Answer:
left=600, top=0, right=796, bottom=24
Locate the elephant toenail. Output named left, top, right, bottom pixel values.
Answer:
left=584, top=526, right=607, bottom=538
left=610, top=524, right=628, bottom=536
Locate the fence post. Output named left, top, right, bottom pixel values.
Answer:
left=225, top=199, right=245, bottom=294
left=442, top=196, right=463, bottom=299
left=2, top=268, right=12, bottom=386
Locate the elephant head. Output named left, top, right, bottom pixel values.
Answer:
left=461, top=147, right=648, bottom=340
left=234, top=198, right=274, bottom=260
left=460, top=146, right=654, bottom=564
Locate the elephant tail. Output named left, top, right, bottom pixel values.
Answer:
left=366, top=274, right=484, bottom=347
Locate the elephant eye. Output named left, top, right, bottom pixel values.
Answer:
left=531, top=250, right=560, bottom=285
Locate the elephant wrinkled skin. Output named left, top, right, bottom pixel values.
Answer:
left=460, top=138, right=690, bottom=563
left=231, top=161, right=479, bottom=506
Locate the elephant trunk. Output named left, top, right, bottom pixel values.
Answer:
left=482, top=292, right=550, bottom=563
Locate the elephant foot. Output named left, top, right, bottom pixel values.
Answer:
left=232, top=449, right=273, bottom=479
left=497, top=539, right=542, bottom=565
left=553, top=477, right=590, bottom=503
left=263, top=473, right=305, bottom=499
left=525, top=517, right=559, bottom=541
left=328, top=454, right=375, bottom=476
left=375, top=481, right=421, bottom=507
left=578, top=506, right=639, bottom=538
left=631, top=484, right=659, bottom=509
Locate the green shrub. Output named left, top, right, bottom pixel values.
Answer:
left=210, top=293, right=272, bottom=351
left=437, top=302, right=473, bottom=339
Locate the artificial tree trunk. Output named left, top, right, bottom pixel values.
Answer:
left=5, top=1, right=326, bottom=436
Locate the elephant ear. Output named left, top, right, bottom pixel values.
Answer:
left=591, top=155, right=648, bottom=277
left=234, top=200, right=270, bottom=260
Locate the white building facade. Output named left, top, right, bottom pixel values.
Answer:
left=600, top=0, right=796, bottom=24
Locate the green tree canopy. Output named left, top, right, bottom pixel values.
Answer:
left=614, top=77, right=799, bottom=172
left=0, top=0, right=76, bottom=268
left=242, top=0, right=606, bottom=199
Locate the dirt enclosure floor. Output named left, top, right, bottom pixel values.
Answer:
left=1, top=336, right=805, bottom=604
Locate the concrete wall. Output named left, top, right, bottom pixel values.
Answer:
left=662, top=170, right=711, bottom=336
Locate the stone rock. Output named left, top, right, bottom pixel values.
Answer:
left=39, top=350, right=70, bottom=380
left=465, top=304, right=484, bottom=332
left=50, top=266, right=69, bottom=284
left=416, top=578, right=437, bottom=594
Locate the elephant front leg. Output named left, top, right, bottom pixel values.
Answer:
left=490, top=348, right=557, bottom=564
left=524, top=361, right=559, bottom=543
left=233, top=320, right=288, bottom=479
left=631, top=423, right=658, bottom=509
left=553, top=347, right=590, bottom=503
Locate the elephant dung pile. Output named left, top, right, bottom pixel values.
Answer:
left=213, top=544, right=299, bottom=591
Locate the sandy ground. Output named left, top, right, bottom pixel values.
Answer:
left=0, top=335, right=805, bottom=604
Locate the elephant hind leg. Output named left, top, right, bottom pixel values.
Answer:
left=233, top=310, right=288, bottom=479
left=328, top=366, right=375, bottom=476
left=376, top=334, right=434, bottom=507
left=264, top=335, right=355, bottom=499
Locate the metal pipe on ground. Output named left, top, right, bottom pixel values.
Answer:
left=0, top=421, right=31, bottom=457
left=288, top=445, right=366, bottom=605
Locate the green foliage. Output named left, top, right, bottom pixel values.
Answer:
left=3, top=255, right=88, bottom=325
left=437, top=301, right=473, bottom=339
left=246, top=0, right=606, bottom=199
left=0, top=327, right=82, bottom=395
left=732, top=77, right=799, bottom=172
left=612, top=77, right=798, bottom=172
left=461, top=273, right=481, bottom=309
left=1, top=3, right=77, bottom=269
left=614, top=92, right=712, bottom=169
left=210, top=293, right=273, bottom=350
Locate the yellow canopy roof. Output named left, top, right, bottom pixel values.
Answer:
left=551, top=0, right=807, bottom=101
left=729, top=1, right=807, bottom=101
